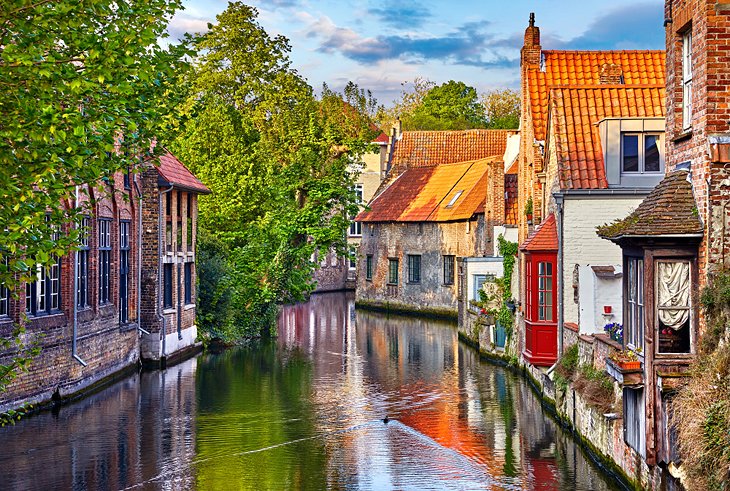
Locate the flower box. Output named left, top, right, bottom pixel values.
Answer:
left=606, top=358, right=643, bottom=386
left=617, top=360, right=641, bottom=370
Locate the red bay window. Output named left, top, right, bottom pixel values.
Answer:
left=521, top=215, right=558, bottom=366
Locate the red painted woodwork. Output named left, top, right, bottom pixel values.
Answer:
left=523, top=251, right=558, bottom=366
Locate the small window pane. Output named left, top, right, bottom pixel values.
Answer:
left=645, top=135, right=660, bottom=172
left=623, top=135, right=639, bottom=172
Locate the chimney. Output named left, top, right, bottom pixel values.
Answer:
left=383, top=117, right=401, bottom=178
left=600, top=63, right=624, bottom=84
left=521, top=12, right=541, bottom=67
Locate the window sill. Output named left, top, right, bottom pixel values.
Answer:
left=184, top=304, right=195, bottom=311
left=163, top=308, right=176, bottom=315
left=442, top=283, right=454, bottom=287
left=119, top=322, right=138, bottom=333
left=386, top=283, right=398, bottom=286
left=672, top=130, right=692, bottom=143
left=406, top=282, right=421, bottom=285
left=365, top=278, right=373, bottom=282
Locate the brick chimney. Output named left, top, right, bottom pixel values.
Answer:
left=599, top=63, right=624, bottom=84
left=521, top=13, right=541, bottom=68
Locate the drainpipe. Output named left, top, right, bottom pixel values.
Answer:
left=555, top=193, right=565, bottom=357
left=72, top=186, right=88, bottom=366
left=158, top=185, right=174, bottom=364
left=133, top=178, right=150, bottom=336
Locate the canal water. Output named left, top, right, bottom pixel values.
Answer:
left=0, top=292, right=619, bottom=490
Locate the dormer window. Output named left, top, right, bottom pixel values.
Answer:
left=622, top=133, right=662, bottom=174
left=446, top=190, right=463, bottom=208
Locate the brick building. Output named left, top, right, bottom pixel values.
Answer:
left=0, top=151, right=209, bottom=413
left=595, top=0, right=730, bottom=480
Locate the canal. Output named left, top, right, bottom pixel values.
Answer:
left=0, top=292, right=619, bottom=490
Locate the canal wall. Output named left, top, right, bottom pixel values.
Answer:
left=458, top=321, right=671, bottom=490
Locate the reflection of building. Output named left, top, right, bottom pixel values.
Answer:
left=0, top=152, right=209, bottom=413
left=0, top=357, right=199, bottom=490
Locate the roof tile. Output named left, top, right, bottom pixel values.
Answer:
left=391, top=130, right=510, bottom=170
left=156, top=151, right=211, bottom=194
left=520, top=214, right=558, bottom=252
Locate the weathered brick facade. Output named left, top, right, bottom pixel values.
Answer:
left=0, top=153, right=209, bottom=413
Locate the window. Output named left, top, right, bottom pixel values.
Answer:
left=0, top=257, right=8, bottom=317
left=349, top=184, right=363, bottom=237
left=626, top=258, right=644, bottom=350
left=119, top=221, right=130, bottom=323
left=473, top=274, right=488, bottom=301
left=622, top=134, right=662, bottom=173
left=163, top=263, right=173, bottom=309
left=99, top=219, right=112, bottom=305
left=538, top=261, right=553, bottom=321
left=407, top=255, right=421, bottom=283
left=123, top=165, right=131, bottom=190
left=76, top=217, right=89, bottom=308
left=657, top=260, right=692, bottom=354
left=348, top=247, right=357, bottom=271
left=27, top=259, right=61, bottom=315
left=366, top=255, right=373, bottom=280
left=682, top=29, right=693, bottom=130
left=186, top=193, right=194, bottom=251
left=388, top=258, right=399, bottom=285
left=624, top=388, right=646, bottom=456
left=446, top=190, right=463, bottom=208
left=165, top=192, right=172, bottom=253
left=184, top=262, right=192, bottom=304
left=443, top=255, right=455, bottom=285
left=176, top=191, right=183, bottom=252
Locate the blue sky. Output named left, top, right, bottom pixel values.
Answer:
left=171, top=1, right=665, bottom=105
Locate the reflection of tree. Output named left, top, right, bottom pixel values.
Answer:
left=194, top=344, right=328, bottom=490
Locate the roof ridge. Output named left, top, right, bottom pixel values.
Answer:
left=541, top=49, right=665, bottom=54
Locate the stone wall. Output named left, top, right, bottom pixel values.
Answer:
left=357, top=217, right=485, bottom=315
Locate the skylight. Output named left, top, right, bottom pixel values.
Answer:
left=445, top=190, right=463, bottom=208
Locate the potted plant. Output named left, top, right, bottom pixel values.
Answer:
left=603, top=322, right=623, bottom=344
left=524, top=196, right=533, bottom=223
left=609, top=348, right=641, bottom=371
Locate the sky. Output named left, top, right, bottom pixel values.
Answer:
left=170, top=0, right=666, bottom=106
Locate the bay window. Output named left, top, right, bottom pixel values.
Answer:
left=656, top=260, right=692, bottom=354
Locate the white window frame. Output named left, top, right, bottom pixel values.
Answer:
left=621, top=133, right=663, bottom=174
left=682, top=29, right=693, bottom=131
left=349, top=184, right=363, bottom=237
left=626, top=258, right=645, bottom=352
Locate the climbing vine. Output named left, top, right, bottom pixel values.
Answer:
left=496, top=235, right=518, bottom=331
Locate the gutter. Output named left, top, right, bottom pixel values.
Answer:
left=554, top=193, right=565, bottom=358
left=72, top=186, right=88, bottom=367
left=558, top=188, right=653, bottom=197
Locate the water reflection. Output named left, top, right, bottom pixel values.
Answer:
left=0, top=292, right=618, bottom=490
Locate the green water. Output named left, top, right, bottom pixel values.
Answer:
left=0, top=292, right=619, bottom=490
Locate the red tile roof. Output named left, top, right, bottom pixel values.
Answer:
left=391, top=129, right=510, bottom=170
left=527, top=50, right=665, bottom=141
left=357, top=157, right=500, bottom=223
left=504, top=173, right=518, bottom=225
left=520, top=214, right=557, bottom=252
left=373, top=131, right=389, bottom=144
left=549, top=84, right=665, bottom=189
left=156, top=151, right=211, bottom=194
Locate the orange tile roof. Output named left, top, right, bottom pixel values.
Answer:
left=527, top=50, right=665, bottom=141
left=357, top=157, right=500, bottom=223
left=391, top=129, right=510, bottom=169
left=156, top=151, right=211, bottom=194
left=504, top=173, right=518, bottom=225
left=549, top=84, right=665, bottom=189
left=520, top=214, right=557, bottom=252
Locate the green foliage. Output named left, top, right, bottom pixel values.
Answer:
left=524, top=196, right=533, bottom=216
left=699, top=270, right=730, bottom=354
left=495, top=235, right=518, bottom=332
left=376, top=78, right=518, bottom=131
left=555, top=344, right=579, bottom=390
left=1, top=0, right=187, bottom=389
left=169, top=3, right=376, bottom=341
left=481, top=89, right=520, bottom=129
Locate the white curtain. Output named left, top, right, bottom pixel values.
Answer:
left=657, top=261, right=690, bottom=330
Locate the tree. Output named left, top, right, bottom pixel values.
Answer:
left=481, top=89, right=520, bottom=129
left=376, top=77, right=435, bottom=129
left=168, top=3, right=376, bottom=339
left=409, top=80, right=487, bottom=130
left=0, top=0, right=188, bottom=392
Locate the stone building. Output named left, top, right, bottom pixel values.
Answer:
left=356, top=154, right=504, bottom=317
left=0, top=151, right=209, bottom=413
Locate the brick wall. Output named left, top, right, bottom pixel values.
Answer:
left=665, top=0, right=730, bottom=284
